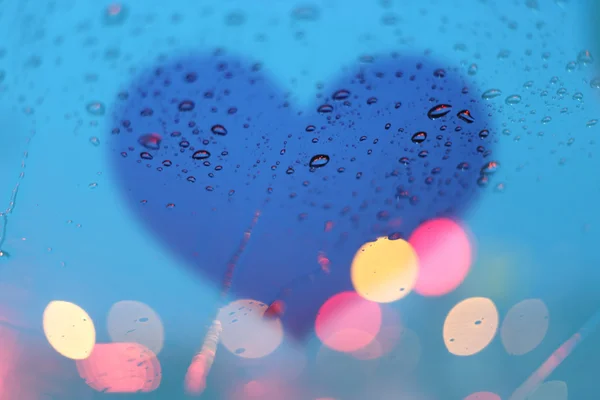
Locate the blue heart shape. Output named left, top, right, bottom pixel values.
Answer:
left=108, top=50, right=495, bottom=339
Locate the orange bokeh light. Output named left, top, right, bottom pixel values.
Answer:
left=76, top=342, right=161, bottom=393
left=315, top=291, right=382, bottom=353
left=443, top=297, right=499, bottom=356
left=409, top=218, right=473, bottom=297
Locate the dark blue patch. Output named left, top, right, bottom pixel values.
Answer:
left=107, top=50, right=496, bottom=340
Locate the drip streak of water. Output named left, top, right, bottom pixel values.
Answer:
left=509, top=307, right=600, bottom=400
left=185, top=205, right=264, bottom=395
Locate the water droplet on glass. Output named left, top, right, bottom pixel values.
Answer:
left=457, top=162, right=470, bottom=170
left=457, top=109, right=475, bottom=123
left=505, top=94, right=522, bottom=105
left=86, top=101, right=106, bottom=116
left=192, top=150, right=211, bottom=160
left=411, top=131, right=427, bottom=143
left=317, top=104, right=333, bottom=113
left=178, top=100, right=195, bottom=111
left=478, top=129, right=490, bottom=139
left=481, top=89, right=502, bottom=100
left=433, top=68, right=446, bottom=78
left=541, top=116, right=552, bottom=124
left=566, top=61, right=577, bottom=71
left=103, top=3, right=128, bottom=25
left=309, top=154, right=330, bottom=168
left=286, top=167, right=295, bottom=174
left=587, top=119, right=598, bottom=127
left=138, top=133, right=162, bottom=150
left=573, top=92, right=584, bottom=101
left=480, top=161, right=499, bottom=175
left=577, top=50, right=593, bottom=65
left=140, top=152, right=153, bottom=160
left=332, top=89, right=350, bottom=100
left=211, top=124, right=228, bottom=136
left=89, top=137, right=100, bottom=146
left=427, top=104, right=452, bottom=119
left=467, top=64, right=478, bottom=75
left=590, top=78, right=600, bottom=89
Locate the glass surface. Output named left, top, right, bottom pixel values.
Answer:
left=0, top=0, right=599, bottom=399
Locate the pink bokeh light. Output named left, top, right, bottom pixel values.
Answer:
left=409, top=218, right=473, bottom=297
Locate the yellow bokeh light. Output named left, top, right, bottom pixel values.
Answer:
left=107, top=300, right=165, bottom=355
left=218, top=299, right=283, bottom=359
left=528, top=380, right=568, bottom=400
left=351, top=237, right=419, bottom=303
left=443, top=297, right=499, bottom=356
left=43, top=300, right=96, bottom=360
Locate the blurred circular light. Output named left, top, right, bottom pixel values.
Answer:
left=443, top=297, right=499, bottom=356
left=351, top=236, right=419, bottom=303
left=43, top=300, right=96, bottom=360
left=351, top=304, right=402, bottom=360
left=76, top=342, right=161, bottom=393
left=527, top=380, right=568, bottom=400
left=107, top=300, right=165, bottom=355
left=464, top=392, right=501, bottom=400
left=501, top=299, right=549, bottom=356
left=218, top=299, right=283, bottom=359
left=315, top=291, right=381, bottom=352
left=409, top=218, right=472, bottom=296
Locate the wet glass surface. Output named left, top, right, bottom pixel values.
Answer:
left=0, top=1, right=599, bottom=399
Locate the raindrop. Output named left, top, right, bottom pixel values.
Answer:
left=456, top=162, right=470, bottom=170
left=566, top=61, right=577, bottom=71
left=103, top=3, right=128, bottom=25
left=86, top=101, right=106, bottom=116
left=541, top=116, right=552, bottom=124
left=178, top=100, right=195, bottom=111
left=481, top=89, right=502, bottom=100
left=140, top=152, right=153, bottom=160
left=192, top=150, right=211, bottom=160
left=505, top=95, right=522, bottom=105
left=433, top=68, right=446, bottom=78
left=573, top=92, right=584, bottom=101
left=590, top=78, right=600, bottom=89
left=291, top=5, right=320, bottom=21
left=309, top=154, right=330, bottom=168
left=587, top=119, right=598, bottom=127
left=427, top=104, right=452, bottom=119
left=138, top=133, right=162, bottom=150
left=478, top=129, right=490, bottom=139
left=468, top=64, right=478, bottom=75
left=89, top=137, right=100, bottom=146
left=211, top=124, right=228, bottom=136
left=457, top=110, right=475, bottom=123
left=317, top=104, right=333, bottom=113
left=411, top=131, right=427, bottom=144
left=225, top=11, right=246, bottom=26
left=332, top=89, right=351, bottom=100
left=480, top=161, right=499, bottom=175
left=577, top=50, right=593, bottom=65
